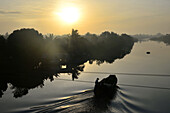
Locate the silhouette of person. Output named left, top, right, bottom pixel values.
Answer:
left=95, top=78, right=99, bottom=85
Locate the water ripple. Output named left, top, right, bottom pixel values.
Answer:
left=12, top=87, right=158, bottom=113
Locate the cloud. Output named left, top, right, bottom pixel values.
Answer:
left=0, top=10, right=21, bottom=14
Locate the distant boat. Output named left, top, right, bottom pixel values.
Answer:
left=94, top=75, right=118, bottom=98
left=146, top=52, right=150, bottom=54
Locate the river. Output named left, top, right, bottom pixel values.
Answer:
left=0, top=41, right=170, bottom=113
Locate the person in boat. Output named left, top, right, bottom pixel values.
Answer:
left=95, top=78, right=99, bottom=85
left=95, top=75, right=117, bottom=86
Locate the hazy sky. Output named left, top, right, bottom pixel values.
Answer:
left=0, top=0, right=170, bottom=35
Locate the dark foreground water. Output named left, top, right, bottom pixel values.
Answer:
left=1, top=41, right=170, bottom=113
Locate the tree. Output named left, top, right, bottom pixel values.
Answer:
left=7, top=28, right=44, bottom=67
left=0, top=35, right=6, bottom=58
left=71, top=29, right=80, bottom=38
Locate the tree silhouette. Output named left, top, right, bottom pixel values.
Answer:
left=0, top=28, right=135, bottom=98
left=71, top=29, right=80, bottom=39
left=7, top=28, right=44, bottom=69
left=151, top=34, right=170, bottom=45
left=0, top=35, right=6, bottom=58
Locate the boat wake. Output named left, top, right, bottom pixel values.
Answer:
left=13, top=87, right=152, bottom=113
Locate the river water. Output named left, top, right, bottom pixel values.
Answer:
left=0, top=41, right=170, bottom=113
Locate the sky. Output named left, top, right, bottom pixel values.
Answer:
left=0, top=0, right=170, bottom=35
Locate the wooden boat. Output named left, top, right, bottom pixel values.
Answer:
left=94, top=75, right=118, bottom=98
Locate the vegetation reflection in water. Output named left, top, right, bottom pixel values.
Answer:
left=0, top=28, right=135, bottom=98
left=150, top=34, right=170, bottom=45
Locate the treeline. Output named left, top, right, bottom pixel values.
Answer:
left=131, top=33, right=163, bottom=41
left=0, top=28, right=135, bottom=68
left=0, top=28, right=135, bottom=98
left=150, top=34, right=170, bottom=45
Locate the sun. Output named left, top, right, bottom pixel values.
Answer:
left=57, top=7, right=80, bottom=24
